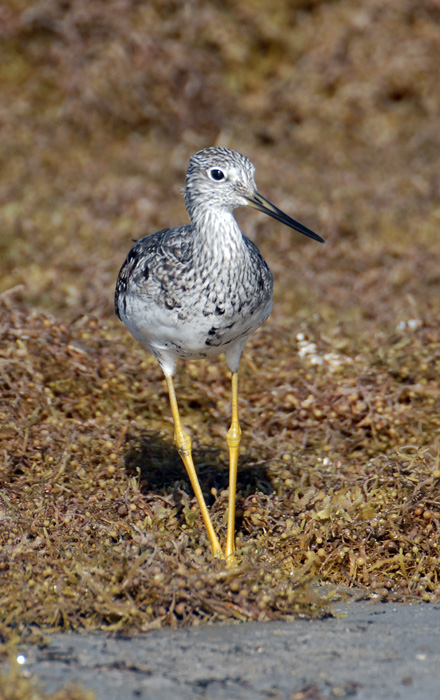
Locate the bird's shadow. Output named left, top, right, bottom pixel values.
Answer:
left=122, top=430, right=273, bottom=510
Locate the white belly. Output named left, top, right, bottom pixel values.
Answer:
left=119, top=292, right=272, bottom=376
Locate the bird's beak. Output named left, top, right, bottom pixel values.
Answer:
left=245, top=192, right=325, bottom=243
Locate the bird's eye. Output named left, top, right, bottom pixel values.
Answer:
left=208, top=168, right=226, bottom=182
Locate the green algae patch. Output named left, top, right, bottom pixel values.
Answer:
left=1, top=303, right=439, bottom=647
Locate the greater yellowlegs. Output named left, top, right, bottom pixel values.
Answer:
left=115, top=147, right=324, bottom=560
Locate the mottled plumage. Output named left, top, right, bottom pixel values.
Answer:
left=115, top=147, right=323, bottom=559
left=115, top=149, right=278, bottom=376
left=115, top=222, right=273, bottom=371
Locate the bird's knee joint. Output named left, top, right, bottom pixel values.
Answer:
left=175, top=429, right=192, bottom=457
left=227, top=423, right=241, bottom=449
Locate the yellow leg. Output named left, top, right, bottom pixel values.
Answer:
left=165, top=374, right=223, bottom=557
left=225, top=371, right=241, bottom=560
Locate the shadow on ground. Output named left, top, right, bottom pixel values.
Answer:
left=123, top=430, right=274, bottom=534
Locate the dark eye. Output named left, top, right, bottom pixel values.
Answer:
left=208, top=168, right=225, bottom=181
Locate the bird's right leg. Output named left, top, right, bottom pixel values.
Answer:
left=165, top=374, right=223, bottom=557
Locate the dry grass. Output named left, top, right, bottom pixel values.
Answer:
left=1, top=0, right=440, bottom=672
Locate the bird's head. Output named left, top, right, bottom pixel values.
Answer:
left=184, top=147, right=324, bottom=243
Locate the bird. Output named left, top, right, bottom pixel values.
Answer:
left=115, top=147, right=324, bottom=561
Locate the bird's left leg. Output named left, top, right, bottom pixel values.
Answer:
left=225, top=371, right=241, bottom=560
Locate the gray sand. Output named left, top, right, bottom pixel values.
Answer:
left=9, top=602, right=440, bottom=699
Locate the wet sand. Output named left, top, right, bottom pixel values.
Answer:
left=12, top=602, right=440, bottom=699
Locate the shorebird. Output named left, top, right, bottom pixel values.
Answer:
left=115, top=147, right=324, bottom=560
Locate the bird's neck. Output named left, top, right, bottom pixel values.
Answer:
left=190, top=207, right=246, bottom=262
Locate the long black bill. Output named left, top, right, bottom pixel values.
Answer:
left=246, top=192, right=325, bottom=243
